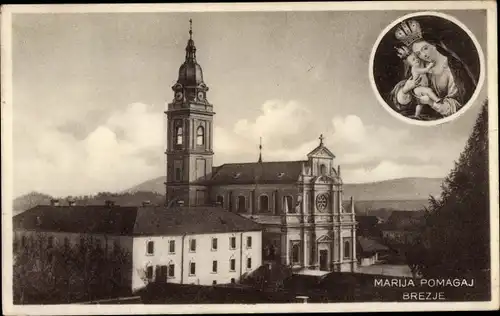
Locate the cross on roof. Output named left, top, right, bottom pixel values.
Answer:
left=319, top=134, right=324, bottom=145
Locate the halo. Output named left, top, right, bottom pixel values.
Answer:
left=368, top=11, right=486, bottom=127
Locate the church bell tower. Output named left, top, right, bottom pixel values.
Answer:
left=165, top=20, right=214, bottom=206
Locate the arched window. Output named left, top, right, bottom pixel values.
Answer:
left=320, top=164, right=327, bottom=175
left=216, top=195, right=224, bottom=207
left=259, top=195, right=269, bottom=212
left=283, top=196, right=293, bottom=213
left=147, top=240, right=154, bottom=255
left=237, top=196, right=246, bottom=213
left=343, top=239, right=351, bottom=259
left=196, top=126, right=204, bottom=145
left=291, top=243, right=300, bottom=264
left=176, top=126, right=183, bottom=145
left=229, top=257, right=236, bottom=271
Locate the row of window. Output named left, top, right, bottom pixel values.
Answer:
left=216, top=194, right=350, bottom=214
left=145, top=258, right=252, bottom=280
left=289, top=239, right=352, bottom=264
left=174, top=125, right=205, bottom=146
left=146, top=236, right=252, bottom=255
left=215, top=195, right=295, bottom=213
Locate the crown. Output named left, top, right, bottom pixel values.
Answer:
left=395, top=46, right=411, bottom=59
left=394, top=19, right=423, bottom=47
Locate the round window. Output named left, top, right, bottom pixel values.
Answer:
left=316, top=194, right=328, bottom=211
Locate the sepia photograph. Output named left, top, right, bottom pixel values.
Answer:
left=1, top=2, right=498, bottom=314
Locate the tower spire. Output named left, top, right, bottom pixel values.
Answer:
left=189, top=18, right=193, bottom=39
left=258, top=137, right=263, bottom=163
left=185, top=19, right=197, bottom=62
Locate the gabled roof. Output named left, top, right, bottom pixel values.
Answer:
left=14, top=205, right=262, bottom=236
left=207, top=161, right=306, bottom=185
left=357, top=236, right=389, bottom=254
left=307, top=144, right=335, bottom=159
left=133, top=206, right=262, bottom=236
left=13, top=205, right=139, bottom=235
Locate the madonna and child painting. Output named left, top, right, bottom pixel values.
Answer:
left=371, top=12, right=483, bottom=124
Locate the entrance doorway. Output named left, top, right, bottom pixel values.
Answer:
left=319, top=250, right=329, bottom=271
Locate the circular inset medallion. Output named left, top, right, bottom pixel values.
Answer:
left=316, top=194, right=328, bottom=212
left=369, top=11, right=485, bottom=126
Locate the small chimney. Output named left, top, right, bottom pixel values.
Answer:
left=177, top=200, right=185, bottom=207
left=105, top=200, right=115, bottom=207
left=142, top=200, right=151, bottom=207
left=50, top=199, right=60, bottom=206
left=68, top=200, right=76, bottom=207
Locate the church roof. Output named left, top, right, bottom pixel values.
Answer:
left=14, top=204, right=262, bottom=236
left=208, top=161, right=306, bottom=185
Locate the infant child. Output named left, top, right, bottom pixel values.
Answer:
left=397, top=47, right=441, bottom=118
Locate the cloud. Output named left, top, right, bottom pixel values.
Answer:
left=214, top=101, right=465, bottom=183
left=14, top=102, right=164, bottom=197
left=13, top=98, right=465, bottom=197
left=214, top=99, right=319, bottom=164
left=233, top=99, right=314, bottom=148
left=330, top=115, right=366, bottom=144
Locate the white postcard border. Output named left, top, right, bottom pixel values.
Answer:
left=1, top=2, right=498, bottom=314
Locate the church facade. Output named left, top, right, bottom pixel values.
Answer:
left=165, top=22, right=357, bottom=273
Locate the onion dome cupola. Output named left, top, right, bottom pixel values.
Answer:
left=173, top=19, right=208, bottom=104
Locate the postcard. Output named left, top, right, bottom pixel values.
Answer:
left=1, top=1, right=498, bottom=314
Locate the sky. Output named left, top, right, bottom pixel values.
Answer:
left=11, top=9, right=488, bottom=198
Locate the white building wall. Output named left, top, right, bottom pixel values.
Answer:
left=131, top=235, right=184, bottom=292
left=131, top=230, right=262, bottom=293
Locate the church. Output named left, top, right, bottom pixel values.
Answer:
left=165, top=21, right=357, bottom=274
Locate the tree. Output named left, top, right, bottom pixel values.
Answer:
left=13, top=233, right=133, bottom=304
left=416, top=100, right=489, bottom=279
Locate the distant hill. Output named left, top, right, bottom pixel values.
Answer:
left=124, top=176, right=443, bottom=201
left=343, top=177, right=443, bottom=201
left=12, top=191, right=165, bottom=216
left=13, top=192, right=53, bottom=216
left=13, top=177, right=442, bottom=216
left=124, top=176, right=166, bottom=194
